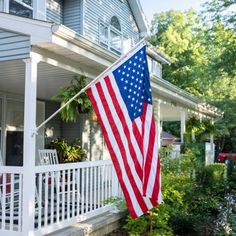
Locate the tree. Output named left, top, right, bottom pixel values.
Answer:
left=150, top=1, right=236, bottom=151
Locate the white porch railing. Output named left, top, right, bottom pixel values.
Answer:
left=0, top=160, right=122, bottom=236
left=0, top=166, right=23, bottom=235
left=164, top=150, right=181, bottom=159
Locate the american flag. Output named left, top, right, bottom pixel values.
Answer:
left=87, top=44, right=161, bottom=218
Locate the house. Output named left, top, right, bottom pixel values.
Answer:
left=0, top=0, right=222, bottom=235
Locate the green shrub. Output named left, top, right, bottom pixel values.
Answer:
left=196, top=163, right=227, bottom=193
left=47, top=139, right=87, bottom=163
left=226, top=157, right=236, bottom=190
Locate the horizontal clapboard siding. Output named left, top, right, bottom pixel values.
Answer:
left=47, top=0, right=63, bottom=24
left=84, top=0, right=139, bottom=43
left=63, top=0, right=82, bottom=34
left=0, top=30, right=30, bottom=62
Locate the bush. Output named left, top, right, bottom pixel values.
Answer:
left=226, top=157, right=236, bottom=190
left=47, top=139, right=87, bottom=163
left=196, top=163, right=227, bottom=194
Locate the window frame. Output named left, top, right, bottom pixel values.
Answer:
left=9, top=0, right=33, bottom=18
left=99, top=17, right=123, bottom=54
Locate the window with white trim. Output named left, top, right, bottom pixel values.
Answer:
left=9, top=0, right=33, bottom=18
left=99, top=16, right=123, bottom=54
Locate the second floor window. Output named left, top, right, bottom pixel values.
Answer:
left=99, top=16, right=122, bottom=54
left=9, top=0, right=33, bottom=18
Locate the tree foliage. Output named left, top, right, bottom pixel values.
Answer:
left=150, top=0, right=236, bottom=152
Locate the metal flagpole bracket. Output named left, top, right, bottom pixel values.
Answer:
left=31, top=129, right=38, bottom=137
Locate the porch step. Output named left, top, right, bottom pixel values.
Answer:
left=46, top=211, right=127, bottom=236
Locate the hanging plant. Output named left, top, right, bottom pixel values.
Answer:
left=53, top=75, right=92, bottom=122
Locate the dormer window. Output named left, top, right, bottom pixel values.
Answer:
left=9, top=0, right=33, bottom=18
left=111, top=16, right=121, bottom=31
left=99, top=16, right=122, bottom=55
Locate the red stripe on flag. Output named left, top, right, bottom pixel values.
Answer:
left=143, top=112, right=156, bottom=196
left=151, top=155, right=161, bottom=201
left=104, top=76, right=143, bottom=180
left=95, top=81, right=149, bottom=214
left=87, top=86, right=138, bottom=218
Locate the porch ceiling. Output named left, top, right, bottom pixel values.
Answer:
left=0, top=60, right=77, bottom=100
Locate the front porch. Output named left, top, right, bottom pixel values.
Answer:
left=0, top=160, right=122, bottom=235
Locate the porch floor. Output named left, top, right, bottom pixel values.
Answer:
left=46, top=211, right=127, bottom=236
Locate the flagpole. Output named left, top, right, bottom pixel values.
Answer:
left=36, top=38, right=147, bottom=133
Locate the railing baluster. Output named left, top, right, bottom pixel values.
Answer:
left=9, top=173, right=14, bottom=231
left=56, top=170, right=60, bottom=223
left=72, top=169, right=75, bottom=218
left=50, top=172, right=55, bottom=224
left=67, top=169, right=71, bottom=219
left=76, top=168, right=80, bottom=216
left=44, top=172, right=49, bottom=227
left=18, top=174, right=22, bottom=232
left=62, top=170, right=66, bottom=221
left=2, top=174, right=6, bottom=230
left=38, top=173, right=43, bottom=229
left=94, top=166, right=97, bottom=210
left=104, top=165, right=108, bottom=201
left=85, top=167, right=89, bottom=213
left=98, top=166, right=101, bottom=208
left=101, top=166, right=104, bottom=207
left=90, top=167, right=93, bottom=211
left=81, top=168, right=85, bottom=214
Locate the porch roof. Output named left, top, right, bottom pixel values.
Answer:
left=0, top=12, right=222, bottom=120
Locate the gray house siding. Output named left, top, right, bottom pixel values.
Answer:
left=0, top=30, right=30, bottom=62
left=63, top=0, right=83, bottom=34
left=47, top=0, right=63, bottom=24
left=45, top=101, right=62, bottom=146
left=83, top=0, right=139, bottom=43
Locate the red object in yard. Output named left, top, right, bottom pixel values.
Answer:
left=218, top=153, right=236, bottom=162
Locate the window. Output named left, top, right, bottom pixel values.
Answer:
left=9, top=0, right=33, bottom=18
left=148, top=57, right=162, bottom=78
left=99, top=16, right=123, bottom=54
left=111, top=16, right=121, bottom=31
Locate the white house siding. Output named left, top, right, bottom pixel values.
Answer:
left=83, top=0, right=139, bottom=43
left=0, top=29, right=30, bottom=62
left=47, top=0, right=63, bottom=24
left=63, top=0, right=83, bottom=34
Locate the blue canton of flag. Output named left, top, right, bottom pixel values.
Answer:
left=113, top=46, right=152, bottom=121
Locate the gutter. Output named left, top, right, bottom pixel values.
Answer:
left=151, top=75, right=223, bottom=118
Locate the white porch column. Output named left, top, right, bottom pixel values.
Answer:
left=33, top=0, right=46, bottom=20
left=156, top=100, right=161, bottom=150
left=22, top=56, right=39, bottom=236
left=180, top=110, right=186, bottom=144
left=210, top=119, right=215, bottom=161
left=3, top=0, right=9, bottom=12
